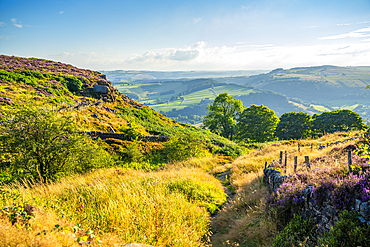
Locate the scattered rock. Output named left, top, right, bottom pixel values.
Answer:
left=93, top=85, right=109, bottom=94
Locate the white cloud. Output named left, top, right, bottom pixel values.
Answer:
left=337, top=23, right=352, bottom=26
left=11, top=18, right=22, bottom=28
left=0, top=36, right=9, bottom=40
left=319, top=27, right=370, bottom=40
left=48, top=41, right=370, bottom=71
left=59, top=11, right=64, bottom=14
left=193, top=18, right=201, bottom=23
left=0, top=22, right=5, bottom=27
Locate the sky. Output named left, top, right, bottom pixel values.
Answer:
left=1, top=0, right=370, bottom=71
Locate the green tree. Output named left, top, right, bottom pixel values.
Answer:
left=275, top=112, right=312, bottom=140
left=312, top=109, right=365, bottom=136
left=236, top=104, right=279, bottom=143
left=0, top=108, right=111, bottom=183
left=203, top=93, right=243, bottom=140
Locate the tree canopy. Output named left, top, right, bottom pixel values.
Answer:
left=236, top=104, right=279, bottom=143
left=275, top=112, right=312, bottom=140
left=203, top=93, right=243, bottom=140
left=312, top=109, right=366, bottom=136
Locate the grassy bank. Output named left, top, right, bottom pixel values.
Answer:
left=0, top=165, right=226, bottom=246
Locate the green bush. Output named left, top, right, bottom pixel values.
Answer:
left=274, top=214, right=316, bottom=247
left=319, top=210, right=370, bottom=247
left=162, top=133, right=209, bottom=162
left=213, top=143, right=245, bottom=158
left=0, top=107, right=112, bottom=183
left=66, top=76, right=83, bottom=93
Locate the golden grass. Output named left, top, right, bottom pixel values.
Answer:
left=0, top=167, right=226, bottom=247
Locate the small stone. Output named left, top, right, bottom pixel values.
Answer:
left=360, top=201, right=370, bottom=219
left=355, top=199, right=361, bottom=211
left=359, top=216, right=367, bottom=224
left=321, top=216, right=329, bottom=224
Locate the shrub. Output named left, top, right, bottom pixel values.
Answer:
left=0, top=107, right=111, bottom=183
left=213, top=143, right=245, bottom=158
left=319, top=210, right=370, bottom=247
left=266, top=180, right=307, bottom=228
left=273, top=214, right=316, bottom=247
left=162, top=133, right=209, bottom=162
left=66, top=76, right=83, bottom=93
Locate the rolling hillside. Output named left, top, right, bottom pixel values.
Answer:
left=0, top=55, right=230, bottom=144
left=110, top=65, right=370, bottom=124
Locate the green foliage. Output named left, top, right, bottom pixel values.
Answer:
left=273, top=214, right=316, bottom=247
left=65, top=76, right=83, bottom=93
left=212, top=143, right=245, bottom=159
left=203, top=93, right=243, bottom=140
left=275, top=112, right=312, bottom=140
left=237, top=104, right=279, bottom=143
left=120, top=118, right=146, bottom=141
left=119, top=142, right=144, bottom=163
left=162, top=133, right=209, bottom=162
left=0, top=108, right=111, bottom=183
left=319, top=210, right=370, bottom=247
left=312, top=109, right=366, bottom=136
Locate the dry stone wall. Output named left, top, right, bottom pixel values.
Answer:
left=264, top=164, right=370, bottom=233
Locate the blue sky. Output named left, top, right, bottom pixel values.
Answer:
left=1, top=0, right=370, bottom=70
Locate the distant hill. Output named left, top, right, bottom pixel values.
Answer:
left=218, top=65, right=370, bottom=114
left=109, top=65, right=370, bottom=124
left=101, top=69, right=269, bottom=84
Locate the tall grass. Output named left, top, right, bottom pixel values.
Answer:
left=0, top=167, right=226, bottom=246
left=209, top=131, right=362, bottom=246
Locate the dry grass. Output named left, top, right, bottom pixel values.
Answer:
left=0, top=167, right=226, bottom=247
left=210, top=131, right=362, bottom=246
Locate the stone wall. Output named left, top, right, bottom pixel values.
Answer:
left=264, top=164, right=370, bottom=233
left=86, top=131, right=171, bottom=142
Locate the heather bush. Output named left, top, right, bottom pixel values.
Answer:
left=319, top=210, right=370, bottom=247
left=266, top=180, right=307, bottom=228
left=312, top=179, right=336, bottom=206
left=273, top=214, right=316, bottom=247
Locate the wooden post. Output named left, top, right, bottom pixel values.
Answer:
left=294, top=156, right=298, bottom=173
left=348, top=150, right=352, bottom=174
left=284, top=151, right=287, bottom=174
left=279, top=151, right=283, bottom=165
left=298, top=143, right=300, bottom=153
left=311, top=143, right=313, bottom=150
left=305, top=156, right=310, bottom=171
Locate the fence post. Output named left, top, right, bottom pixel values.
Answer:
left=284, top=151, right=287, bottom=174
left=311, top=143, right=313, bottom=150
left=298, top=143, right=300, bottom=153
left=348, top=150, right=352, bottom=174
left=279, top=151, right=283, bottom=165
left=294, top=156, right=297, bottom=173
left=305, top=156, right=310, bottom=171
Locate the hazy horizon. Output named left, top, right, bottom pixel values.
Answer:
left=1, top=0, right=370, bottom=71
